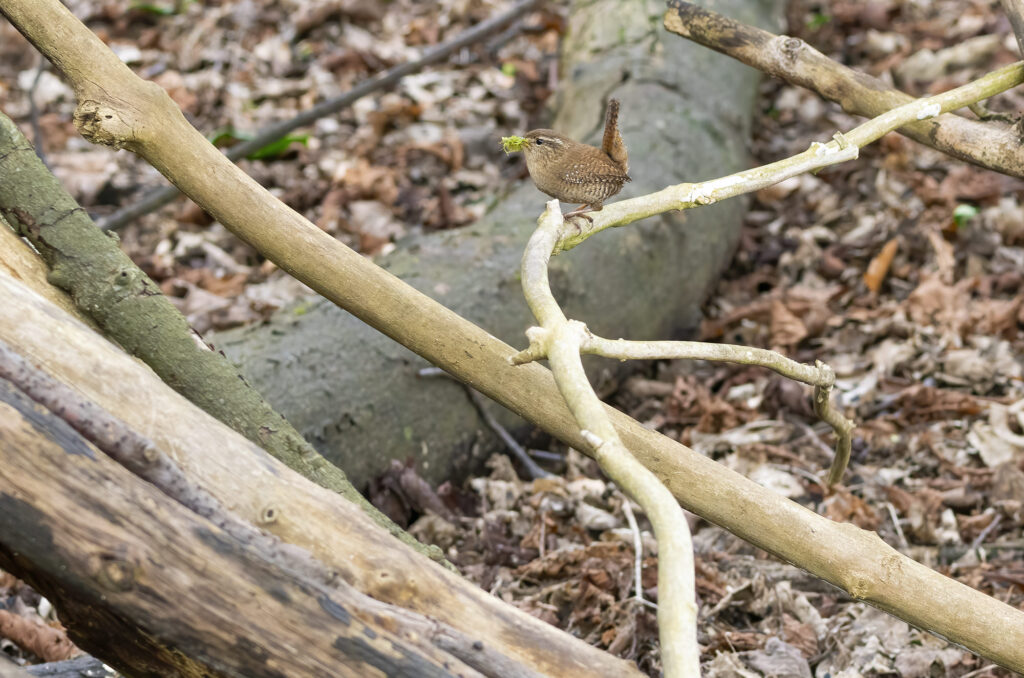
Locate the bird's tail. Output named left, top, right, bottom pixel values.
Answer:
left=601, top=98, right=628, bottom=172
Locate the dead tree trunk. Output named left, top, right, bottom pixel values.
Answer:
left=0, top=270, right=640, bottom=677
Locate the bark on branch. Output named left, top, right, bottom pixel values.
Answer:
left=0, top=112, right=430, bottom=559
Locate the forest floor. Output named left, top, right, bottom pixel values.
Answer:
left=1, top=0, right=1023, bottom=676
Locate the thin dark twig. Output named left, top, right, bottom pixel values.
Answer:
left=1001, top=0, right=1024, bottom=57
left=27, top=58, right=49, bottom=169
left=971, top=513, right=1003, bottom=551
left=525, top=448, right=563, bottom=462
left=417, top=366, right=552, bottom=479
left=99, top=0, right=540, bottom=230
left=465, top=386, right=552, bottom=480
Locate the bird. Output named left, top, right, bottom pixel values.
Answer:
left=506, top=99, right=630, bottom=222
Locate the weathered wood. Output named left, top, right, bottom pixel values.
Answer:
left=0, top=374, right=529, bottom=677
left=0, top=114, right=416, bottom=557
left=0, top=270, right=641, bottom=677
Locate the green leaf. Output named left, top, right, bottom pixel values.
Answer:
left=129, top=2, right=177, bottom=15
left=246, top=133, right=310, bottom=160
left=807, top=11, right=830, bottom=30
left=129, top=0, right=193, bottom=15
left=500, top=62, right=516, bottom=77
left=952, top=203, right=979, bottom=229
left=208, top=127, right=250, bottom=147
left=207, top=127, right=310, bottom=160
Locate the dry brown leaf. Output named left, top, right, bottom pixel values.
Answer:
left=770, top=298, right=807, bottom=348
left=823, top=487, right=880, bottom=530
left=781, top=286, right=837, bottom=337
left=970, top=296, right=1023, bottom=337
left=925, top=230, right=955, bottom=283
left=889, top=384, right=984, bottom=423
left=862, top=237, right=900, bottom=293
left=335, top=158, right=400, bottom=205
left=0, top=608, right=80, bottom=662
left=905, top=274, right=973, bottom=336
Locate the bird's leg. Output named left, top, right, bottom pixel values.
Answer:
left=562, top=203, right=601, bottom=224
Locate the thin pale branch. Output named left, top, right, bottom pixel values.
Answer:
left=556, top=61, right=1024, bottom=252
left=574, top=336, right=855, bottom=485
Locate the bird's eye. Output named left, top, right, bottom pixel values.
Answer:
left=536, top=138, right=544, bottom=145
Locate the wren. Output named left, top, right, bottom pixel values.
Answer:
left=507, top=99, right=630, bottom=221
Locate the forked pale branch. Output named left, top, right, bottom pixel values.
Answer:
left=513, top=61, right=1023, bottom=675
left=516, top=203, right=699, bottom=677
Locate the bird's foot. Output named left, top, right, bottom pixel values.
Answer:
left=562, top=204, right=599, bottom=224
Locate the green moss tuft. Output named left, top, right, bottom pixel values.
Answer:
left=500, top=135, right=527, bottom=153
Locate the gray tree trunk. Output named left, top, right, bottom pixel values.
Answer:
left=214, top=0, right=784, bottom=487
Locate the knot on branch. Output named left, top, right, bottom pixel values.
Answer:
left=74, top=101, right=135, bottom=149
left=510, top=326, right=551, bottom=365
left=781, top=36, right=805, bottom=61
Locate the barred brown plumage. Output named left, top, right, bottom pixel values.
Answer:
left=515, top=99, right=630, bottom=222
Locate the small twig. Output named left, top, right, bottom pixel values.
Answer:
left=786, top=417, right=836, bottom=461
left=98, top=0, right=540, bottom=230
left=970, top=514, right=1003, bottom=552
left=526, top=449, right=563, bottom=462
left=418, top=366, right=552, bottom=479
left=465, top=387, right=552, bottom=480
left=27, top=57, right=48, bottom=169
left=620, top=494, right=645, bottom=605
left=813, top=379, right=855, bottom=487
left=700, top=581, right=751, bottom=620
left=538, top=511, right=546, bottom=559
left=884, top=502, right=909, bottom=551
left=772, top=464, right=827, bottom=493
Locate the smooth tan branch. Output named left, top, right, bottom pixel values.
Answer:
left=554, top=61, right=1024, bottom=252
